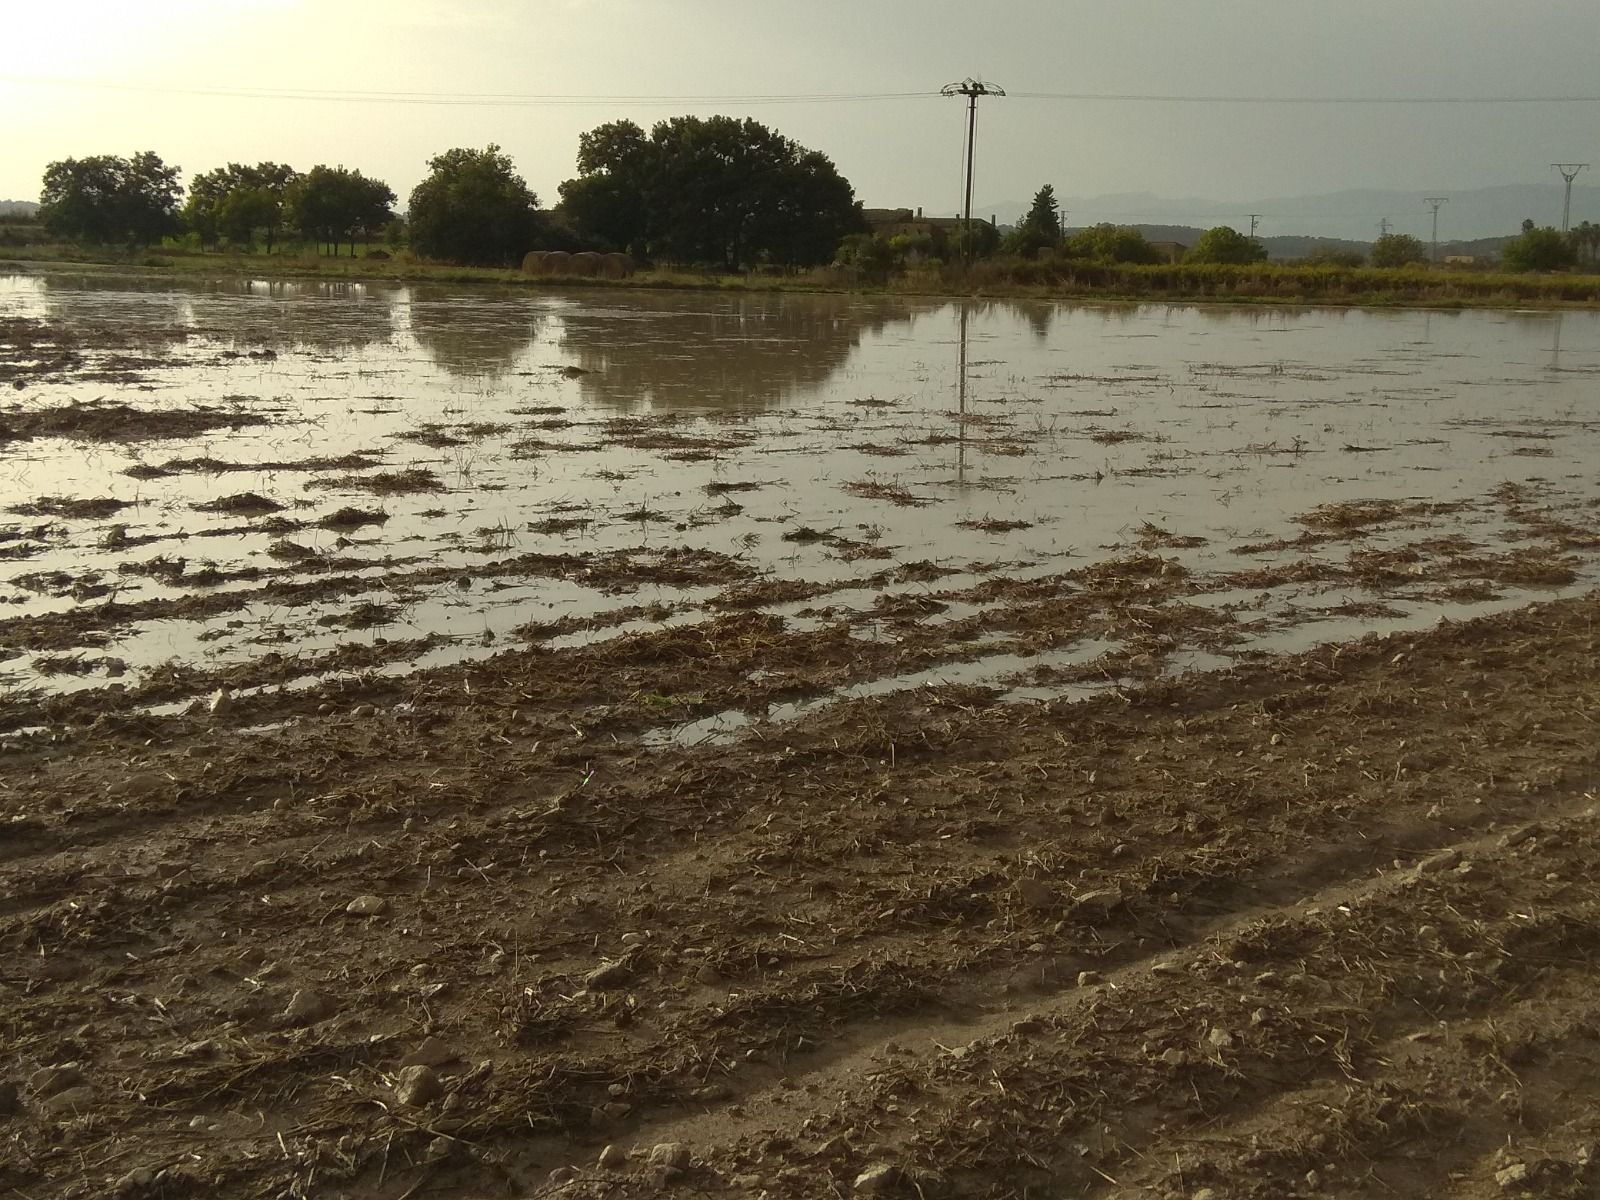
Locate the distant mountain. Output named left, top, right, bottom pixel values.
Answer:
left=0, top=200, right=39, bottom=217
left=976, top=184, right=1600, bottom=243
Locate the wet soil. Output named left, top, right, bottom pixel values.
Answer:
left=5, top=275, right=1600, bottom=1198
left=3, top=584, right=1599, bottom=1200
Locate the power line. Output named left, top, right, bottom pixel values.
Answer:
left=0, top=74, right=938, bottom=107
left=1010, top=90, right=1600, bottom=105
left=8, top=73, right=1600, bottom=108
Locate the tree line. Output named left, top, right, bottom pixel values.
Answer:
left=35, top=142, right=1600, bottom=275
left=36, top=116, right=863, bottom=271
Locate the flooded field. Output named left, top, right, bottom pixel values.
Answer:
left=3, top=272, right=1598, bottom=738
left=5, top=273, right=1600, bottom=1200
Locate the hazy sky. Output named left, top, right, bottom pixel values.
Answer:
left=6, top=0, right=1599, bottom=233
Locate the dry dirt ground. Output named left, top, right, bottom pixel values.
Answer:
left=4, top=580, right=1600, bottom=1200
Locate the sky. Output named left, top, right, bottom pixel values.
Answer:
left=5, top=0, right=1600, bottom=238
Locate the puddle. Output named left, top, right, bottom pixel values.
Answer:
left=4, top=274, right=1600, bottom=729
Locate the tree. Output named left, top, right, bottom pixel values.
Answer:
left=185, top=163, right=299, bottom=252
left=407, top=145, right=542, bottom=266
left=559, top=115, right=861, bottom=269
left=286, top=166, right=395, bottom=256
left=1005, top=184, right=1062, bottom=257
left=39, top=152, right=182, bottom=248
left=1501, top=225, right=1576, bottom=272
left=1566, top=220, right=1600, bottom=267
left=1064, top=223, right=1159, bottom=264
left=1186, top=226, right=1268, bottom=265
left=1369, top=233, right=1428, bottom=268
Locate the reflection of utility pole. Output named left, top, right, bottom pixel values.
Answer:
left=956, top=302, right=969, bottom=486
left=1248, top=214, right=1261, bottom=239
left=1424, top=197, right=1448, bottom=262
left=940, top=78, right=1006, bottom=261
left=1553, top=164, right=1588, bottom=232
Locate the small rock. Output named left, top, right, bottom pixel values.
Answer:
left=283, top=989, right=332, bottom=1025
left=400, top=1037, right=460, bottom=1070
left=647, top=1142, right=691, bottom=1170
left=1077, top=970, right=1103, bottom=987
left=1193, top=1190, right=1218, bottom=1200
left=599, top=1143, right=628, bottom=1168
left=179, top=1039, right=221, bottom=1058
left=601, top=1100, right=632, bottom=1120
left=208, top=689, right=232, bottom=718
left=695, top=963, right=722, bottom=985
left=1071, top=888, right=1123, bottom=917
left=1150, top=961, right=1182, bottom=976
left=112, top=1166, right=156, bottom=1195
left=346, top=894, right=389, bottom=917
left=548, top=1166, right=576, bottom=1184
left=353, top=704, right=377, bottom=718
left=586, top=960, right=633, bottom=991
left=42, top=1085, right=96, bottom=1116
left=690, top=1082, right=732, bottom=1102
left=1501, top=823, right=1542, bottom=848
left=1161, top=1047, right=1189, bottom=1068
left=28, top=1064, right=85, bottom=1099
left=1494, top=1162, right=1529, bottom=1188
left=1416, top=848, right=1461, bottom=875
left=620, top=931, right=649, bottom=946
left=854, top=1163, right=903, bottom=1194
left=1305, top=1168, right=1322, bottom=1189
left=395, top=1064, right=442, bottom=1107
left=1206, top=1026, right=1236, bottom=1050
left=1015, top=877, right=1056, bottom=910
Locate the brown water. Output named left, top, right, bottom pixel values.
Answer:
left=4, top=270, right=1599, bottom=729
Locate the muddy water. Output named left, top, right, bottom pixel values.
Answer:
left=3, top=270, right=1600, bottom=722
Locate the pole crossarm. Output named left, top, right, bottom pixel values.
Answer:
left=940, top=78, right=1007, bottom=99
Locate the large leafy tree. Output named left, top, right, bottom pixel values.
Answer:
left=1064, top=223, right=1160, bottom=264
left=1186, top=226, right=1268, bottom=265
left=39, top=152, right=182, bottom=248
left=407, top=145, right=542, bottom=266
left=286, top=166, right=395, bottom=256
left=1005, top=184, right=1062, bottom=257
left=1369, top=233, right=1428, bottom=268
left=558, top=115, right=861, bottom=269
left=1501, top=225, right=1576, bottom=272
left=186, top=162, right=299, bottom=251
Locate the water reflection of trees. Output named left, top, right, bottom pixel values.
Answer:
left=406, top=287, right=543, bottom=377
left=38, top=275, right=400, bottom=356
left=557, top=292, right=938, bottom=409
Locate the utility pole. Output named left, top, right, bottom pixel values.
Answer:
left=940, top=77, right=1006, bottom=261
left=1248, top=214, right=1261, bottom=239
left=1378, top=217, right=1392, bottom=238
left=1424, top=197, right=1448, bottom=262
left=1553, top=164, right=1588, bottom=232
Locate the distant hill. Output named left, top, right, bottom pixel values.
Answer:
left=975, top=183, right=1600, bottom=243
left=0, top=200, right=39, bottom=217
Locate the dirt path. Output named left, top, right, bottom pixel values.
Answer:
left=2, top=585, right=1598, bottom=1198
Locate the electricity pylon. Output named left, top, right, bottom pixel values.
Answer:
left=1553, top=164, right=1588, bottom=232
left=1424, top=197, right=1448, bottom=262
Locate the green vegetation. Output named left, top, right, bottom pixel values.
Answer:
left=407, top=145, right=542, bottom=267
left=1002, top=184, right=1062, bottom=258
left=285, top=166, right=395, bottom=257
left=1187, top=226, right=1268, bottom=265
left=39, top=152, right=181, bottom=248
left=1370, top=233, right=1429, bottom=268
left=557, top=116, right=861, bottom=268
left=184, top=163, right=297, bottom=252
left=1502, top=225, right=1576, bottom=272
left=1063, top=223, right=1159, bottom=264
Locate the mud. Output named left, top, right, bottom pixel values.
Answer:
left=3, top=272, right=1600, bottom=1198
